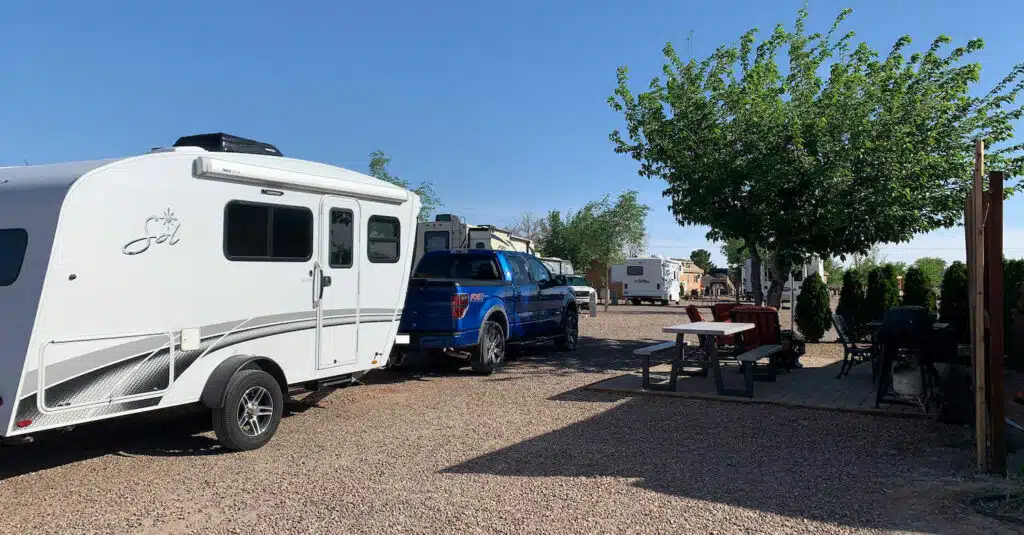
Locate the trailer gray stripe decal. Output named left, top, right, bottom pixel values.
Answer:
left=20, top=308, right=402, bottom=395
left=13, top=316, right=399, bottom=430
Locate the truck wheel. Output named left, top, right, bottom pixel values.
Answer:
left=211, top=369, right=284, bottom=452
left=470, top=320, right=505, bottom=375
left=554, top=310, right=579, bottom=351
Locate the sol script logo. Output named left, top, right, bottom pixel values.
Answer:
left=122, top=208, right=182, bottom=255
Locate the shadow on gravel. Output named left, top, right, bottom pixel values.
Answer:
left=0, top=395, right=334, bottom=481
left=441, top=395, right=982, bottom=532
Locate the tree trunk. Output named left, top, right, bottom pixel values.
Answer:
left=750, top=245, right=765, bottom=306
left=603, top=267, right=610, bottom=312
left=765, top=255, right=792, bottom=310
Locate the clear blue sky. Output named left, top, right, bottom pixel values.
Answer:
left=2, top=0, right=1022, bottom=266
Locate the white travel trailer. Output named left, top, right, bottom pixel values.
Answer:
left=413, top=214, right=534, bottom=269
left=741, top=256, right=826, bottom=302
left=0, top=133, right=420, bottom=451
left=622, top=256, right=682, bottom=305
left=540, top=257, right=574, bottom=276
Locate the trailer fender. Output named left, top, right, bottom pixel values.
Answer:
left=200, top=355, right=288, bottom=409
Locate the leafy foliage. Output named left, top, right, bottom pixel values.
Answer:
left=368, top=150, right=441, bottom=221
left=835, top=269, right=865, bottom=326
left=609, top=6, right=1024, bottom=309
left=1004, top=259, right=1024, bottom=365
left=541, top=191, right=650, bottom=286
left=720, top=238, right=748, bottom=267
left=822, top=257, right=844, bottom=290
left=939, top=261, right=969, bottom=338
left=795, top=273, right=831, bottom=342
left=886, top=262, right=908, bottom=278
left=864, top=265, right=901, bottom=321
left=912, top=257, right=948, bottom=290
left=689, top=249, right=714, bottom=272
left=902, top=266, right=936, bottom=314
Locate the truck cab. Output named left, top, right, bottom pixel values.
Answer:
left=393, top=249, right=578, bottom=374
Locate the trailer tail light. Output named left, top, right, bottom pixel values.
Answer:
left=15, top=419, right=32, bottom=428
left=451, top=294, right=470, bottom=319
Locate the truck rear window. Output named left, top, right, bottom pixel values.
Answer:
left=0, top=229, right=28, bottom=287
left=627, top=265, right=643, bottom=276
left=414, top=255, right=502, bottom=280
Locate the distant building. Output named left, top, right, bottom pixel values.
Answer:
left=671, top=258, right=705, bottom=295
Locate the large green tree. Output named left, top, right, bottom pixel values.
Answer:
left=609, top=6, right=1024, bottom=309
left=689, top=249, right=714, bottom=272
left=368, top=150, right=442, bottom=221
left=912, top=256, right=948, bottom=289
left=542, top=191, right=650, bottom=304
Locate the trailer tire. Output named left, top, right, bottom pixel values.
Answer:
left=211, top=369, right=284, bottom=452
left=470, top=319, right=505, bottom=375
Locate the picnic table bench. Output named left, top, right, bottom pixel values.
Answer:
left=714, top=344, right=782, bottom=398
left=634, top=340, right=689, bottom=391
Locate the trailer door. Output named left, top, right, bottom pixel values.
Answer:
left=316, top=197, right=361, bottom=370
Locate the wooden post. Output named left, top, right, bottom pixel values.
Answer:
left=988, top=170, right=1006, bottom=475
left=970, top=139, right=988, bottom=472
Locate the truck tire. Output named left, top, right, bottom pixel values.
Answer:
left=470, top=320, right=506, bottom=375
left=211, top=369, right=284, bottom=452
left=554, top=309, right=579, bottom=351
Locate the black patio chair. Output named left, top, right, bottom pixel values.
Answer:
left=832, top=313, right=873, bottom=380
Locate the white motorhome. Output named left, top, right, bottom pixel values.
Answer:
left=414, top=214, right=534, bottom=268
left=622, top=256, right=682, bottom=305
left=0, top=133, right=420, bottom=451
left=741, top=256, right=826, bottom=302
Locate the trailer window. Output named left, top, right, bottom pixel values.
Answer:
left=224, top=201, right=313, bottom=261
left=329, top=208, right=354, bottom=268
left=423, top=231, right=450, bottom=253
left=368, top=216, right=400, bottom=263
left=627, top=265, right=643, bottom=276
left=0, top=229, right=28, bottom=286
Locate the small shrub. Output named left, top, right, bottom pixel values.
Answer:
left=902, top=266, right=936, bottom=314
left=939, top=261, right=969, bottom=338
left=835, top=269, right=865, bottom=327
left=795, top=273, right=831, bottom=342
left=864, top=265, right=901, bottom=321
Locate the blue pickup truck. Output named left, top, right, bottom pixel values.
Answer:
left=391, top=249, right=579, bottom=374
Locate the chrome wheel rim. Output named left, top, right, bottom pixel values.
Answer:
left=484, top=323, right=504, bottom=366
left=237, top=386, right=274, bottom=437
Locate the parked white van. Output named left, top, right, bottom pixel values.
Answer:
left=0, top=133, right=420, bottom=451
left=622, top=256, right=681, bottom=305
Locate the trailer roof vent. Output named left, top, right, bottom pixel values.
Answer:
left=173, top=133, right=283, bottom=157
left=435, top=214, right=461, bottom=223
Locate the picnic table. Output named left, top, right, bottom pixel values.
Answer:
left=634, top=321, right=781, bottom=398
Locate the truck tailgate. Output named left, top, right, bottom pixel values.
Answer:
left=400, top=279, right=459, bottom=332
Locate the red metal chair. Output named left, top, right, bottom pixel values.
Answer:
left=710, top=303, right=740, bottom=345
left=729, top=306, right=789, bottom=370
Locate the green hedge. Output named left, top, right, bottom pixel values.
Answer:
left=939, top=261, right=968, bottom=338
left=835, top=269, right=865, bottom=327
left=902, top=266, right=936, bottom=314
left=864, top=265, right=901, bottom=322
left=795, top=273, right=831, bottom=342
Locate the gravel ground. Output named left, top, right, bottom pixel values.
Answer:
left=0, top=302, right=1017, bottom=534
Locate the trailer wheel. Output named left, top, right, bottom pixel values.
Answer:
left=211, top=369, right=283, bottom=452
left=470, top=320, right=505, bottom=375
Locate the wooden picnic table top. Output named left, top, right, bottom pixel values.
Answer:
left=663, top=321, right=756, bottom=336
